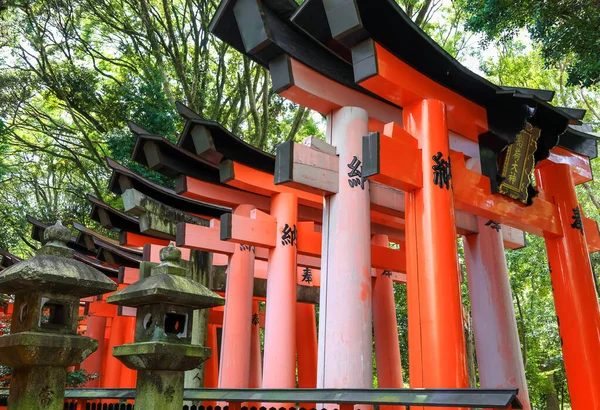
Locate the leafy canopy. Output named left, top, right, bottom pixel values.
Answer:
left=465, top=0, right=600, bottom=87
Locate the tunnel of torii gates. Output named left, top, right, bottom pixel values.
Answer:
left=2, top=0, right=600, bottom=409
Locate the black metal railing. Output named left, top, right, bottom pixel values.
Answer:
left=0, top=387, right=523, bottom=409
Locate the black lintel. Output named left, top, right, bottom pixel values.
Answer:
left=178, top=116, right=275, bottom=174
left=88, top=194, right=141, bottom=234
left=106, top=157, right=231, bottom=219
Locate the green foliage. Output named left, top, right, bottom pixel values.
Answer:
left=464, top=0, right=600, bottom=86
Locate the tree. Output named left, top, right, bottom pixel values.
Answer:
left=0, top=0, right=319, bottom=255
left=464, top=0, right=600, bottom=87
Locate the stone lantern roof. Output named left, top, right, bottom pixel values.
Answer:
left=0, top=221, right=116, bottom=297
left=107, top=244, right=224, bottom=308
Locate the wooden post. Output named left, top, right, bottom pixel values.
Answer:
left=120, top=316, right=137, bottom=388
left=218, top=204, right=257, bottom=390
left=81, top=315, right=106, bottom=387
left=317, top=107, right=372, bottom=406
left=249, top=301, right=263, bottom=408
left=296, top=302, right=317, bottom=409
left=403, top=100, right=468, bottom=402
left=102, top=316, right=127, bottom=388
left=463, top=218, right=530, bottom=409
left=536, top=162, right=600, bottom=409
left=203, top=323, right=219, bottom=408
left=371, top=234, right=404, bottom=410
left=262, top=192, right=298, bottom=397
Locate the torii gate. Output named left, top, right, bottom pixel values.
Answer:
left=130, top=113, right=409, bottom=397
left=210, top=0, right=600, bottom=409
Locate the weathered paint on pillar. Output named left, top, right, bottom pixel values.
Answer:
left=536, top=162, right=600, bottom=409
left=296, top=302, right=318, bottom=409
left=262, top=192, right=298, bottom=395
left=219, top=204, right=257, bottom=389
left=249, top=301, right=263, bottom=390
left=81, top=315, right=107, bottom=387
left=249, top=301, right=263, bottom=408
left=371, top=234, right=404, bottom=410
left=403, top=100, right=468, bottom=401
left=463, top=218, right=530, bottom=409
left=317, top=107, right=372, bottom=398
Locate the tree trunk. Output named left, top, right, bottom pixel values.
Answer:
left=464, top=314, right=477, bottom=387
left=546, top=373, right=560, bottom=410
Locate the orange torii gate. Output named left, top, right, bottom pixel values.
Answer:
left=129, top=113, right=409, bottom=397
left=211, top=0, right=600, bottom=408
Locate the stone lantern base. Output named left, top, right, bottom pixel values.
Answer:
left=114, top=341, right=212, bottom=410
left=0, top=332, right=98, bottom=410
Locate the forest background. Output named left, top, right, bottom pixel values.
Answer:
left=0, top=0, right=599, bottom=408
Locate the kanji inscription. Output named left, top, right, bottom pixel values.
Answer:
left=432, top=152, right=451, bottom=190
left=347, top=156, right=366, bottom=190
left=301, top=267, right=312, bottom=284
left=571, top=206, right=584, bottom=235
left=485, top=220, right=501, bottom=232
left=499, top=122, right=541, bottom=204
left=281, top=223, right=297, bottom=246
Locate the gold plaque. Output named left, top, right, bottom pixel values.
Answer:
left=499, top=122, right=541, bottom=204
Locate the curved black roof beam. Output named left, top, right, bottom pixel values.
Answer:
left=560, top=126, right=599, bottom=159
left=93, top=237, right=141, bottom=268
left=73, top=253, right=120, bottom=277
left=174, top=103, right=276, bottom=173
left=72, top=221, right=139, bottom=255
left=128, top=122, right=224, bottom=184
left=211, top=0, right=597, bottom=205
left=210, top=0, right=397, bottom=108
left=88, top=194, right=141, bottom=234
left=499, top=86, right=555, bottom=102
left=0, top=248, right=21, bottom=268
left=106, top=157, right=231, bottom=218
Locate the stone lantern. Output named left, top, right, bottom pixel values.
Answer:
left=108, top=244, right=224, bottom=410
left=0, top=221, right=117, bottom=410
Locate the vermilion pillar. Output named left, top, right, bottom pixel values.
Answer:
left=403, top=100, right=468, bottom=399
left=463, top=218, right=530, bottom=409
left=204, top=323, right=219, bottom=408
left=81, top=315, right=106, bottom=387
left=204, top=324, right=219, bottom=388
left=262, top=192, right=298, bottom=394
left=296, top=302, right=318, bottom=409
left=102, top=316, right=127, bottom=388
left=317, top=107, right=372, bottom=399
left=219, top=204, right=256, bottom=389
left=371, top=234, right=404, bottom=410
left=536, top=162, right=600, bottom=409
left=249, top=301, right=263, bottom=409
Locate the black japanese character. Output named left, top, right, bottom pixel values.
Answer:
left=571, top=206, right=584, bottom=235
left=239, top=244, right=256, bottom=253
left=281, top=223, right=298, bottom=246
left=432, top=152, right=451, bottom=190
left=382, top=270, right=392, bottom=277
left=347, top=155, right=366, bottom=190
left=251, top=313, right=259, bottom=326
left=301, top=267, right=313, bottom=284
left=485, top=220, right=501, bottom=232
